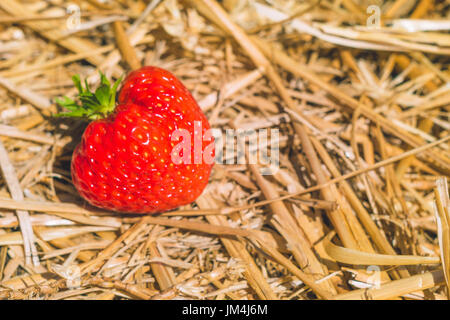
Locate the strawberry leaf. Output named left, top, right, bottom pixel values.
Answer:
left=100, top=72, right=111, bottom=87
left=72, top=75, right=83, bottom=94
left=55, top=72, right=122, bottom=120
left=94, top=84, right=111, bottom=108
left=110, top=75, right=123, bottom=107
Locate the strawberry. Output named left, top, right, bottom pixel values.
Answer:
left=57, top=66, right=214, bottom=214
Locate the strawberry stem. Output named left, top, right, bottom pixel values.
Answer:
left=55, top=72, right=122, bottom=120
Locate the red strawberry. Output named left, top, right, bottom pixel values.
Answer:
left=57, top=67, right=214, bottom=214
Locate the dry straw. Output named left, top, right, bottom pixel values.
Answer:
left=0, top=0, right=448, bottom=300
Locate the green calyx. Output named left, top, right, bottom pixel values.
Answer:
left=55, top=72, right=122, bottom=120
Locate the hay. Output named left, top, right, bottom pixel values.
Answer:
left=0, top=0, right=449, bottom=300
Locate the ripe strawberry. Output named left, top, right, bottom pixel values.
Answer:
left=57, top=67, right=214, bottom=214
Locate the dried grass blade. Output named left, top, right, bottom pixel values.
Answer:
left=333, top=270, right=445, bottom=300
left=113, top=20, right=142, bottom=70
left=0, top=77, right=51, bottom=110
left=433, top=177, right=450, bottom=296
left=324, top=232, right=440, bottom=266
left=197, top=194, right=278, bottom=300
left=0, top=140, right=38, bottom=266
